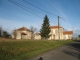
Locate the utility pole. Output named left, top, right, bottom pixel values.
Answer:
left=58, top=16, right=60, bottom=40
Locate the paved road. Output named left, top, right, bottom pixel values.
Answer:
left=28, top=41, right=80, bottom=60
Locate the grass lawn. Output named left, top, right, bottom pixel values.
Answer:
left=0, top=39, right=73, bottom=60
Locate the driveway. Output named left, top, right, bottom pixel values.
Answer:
left=28, top=41, right=80, bottom=60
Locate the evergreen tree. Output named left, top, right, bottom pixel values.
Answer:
left=40, top=15, right=51, bottom=39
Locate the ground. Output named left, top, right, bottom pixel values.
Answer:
left=0, top=39, right=73, bottom=60
left=28, top=40, right=80, bottom=60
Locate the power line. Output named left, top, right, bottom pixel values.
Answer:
left=23, top=0, right=79, bottom=29
left=23, top=0, right=59, bottom=25
left=8, top=0, right=78, bottom=30
left=61, top=18, right=79, bottom=28
left=8, top=0, right=43, bottom=18
left=23, top=0, right=58, bottom=17
left=8, top=0, right=57, bottom=25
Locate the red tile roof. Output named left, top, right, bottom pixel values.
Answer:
left=63, top=31, right=73, bottom=35
left=17, top=27, right=31, bottom=31
left=50, top=26, right=62, bottom=29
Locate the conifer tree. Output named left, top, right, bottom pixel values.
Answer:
left=40, top=15, right=51, bottom=39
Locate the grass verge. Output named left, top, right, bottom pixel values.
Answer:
left=0, top=40, right=73, bottom=60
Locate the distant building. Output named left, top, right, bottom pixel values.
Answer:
left=12, top=27, right=32, bottom=39
left=63, top=31, right=73, bottom=40
left=12, top=26, right=73, bottom=40
left=34, top=26, right=73, bottom=40
left=49, top=26, right=64, bottom=40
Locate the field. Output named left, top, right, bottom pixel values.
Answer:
left=0, top=39, right=73, bottom=60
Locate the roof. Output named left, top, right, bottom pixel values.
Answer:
left=63, top=31, right=73, bottom=35
left=21, top=32, right=27, bottom=35
left=17, top=27, right=31, bottom=31
left=50, top=26, right=63, bottom=29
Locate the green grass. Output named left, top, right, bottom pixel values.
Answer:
left=0, top=40, right=73, bottom=60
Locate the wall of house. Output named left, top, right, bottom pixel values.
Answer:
left=12, top=30, right=32, bottom=39
left=34, top=34, right=41, bottom=40
left=49, top=28, right=64, bottom=40
left=21, top=35, right=27, bottom=39
left=68, top=34, right=72, bottom=39
left=21, top=31, right=32, bottom=39
left=20, top=31, right=27, bottom=39
left=63, top=34, right=72, bottom=40
left=27, top=31, right=32, bottom=39
left=49, top=29, right=56, bottom=40
left=16, top=31, right=21, bottom=39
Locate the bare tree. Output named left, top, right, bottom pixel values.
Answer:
left=12, top=29, right=17, bottom=39
left=29, top=26, right=37, bottom=39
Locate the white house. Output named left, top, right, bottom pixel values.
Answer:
left=12, top=27, right=32, bottom=39
left=12, top=26, right=73, bottom=40
left=34, top=26, right=73, bottom=40
left=49, top=26, right=64, bottom=40
left=63, top=31, right=73, bottom=40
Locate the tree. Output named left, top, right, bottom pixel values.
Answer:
left=40, top=15, right=51, bottom=39
left=2, top=30, right=10, bottom=38
left=0, top=26, right=11, bottom=38
left=12, top=30, right=17, bottom=39
left=78, top=35, right=80, bottom=38
left=0, top=26, right=2, bottom=37
left=29, top=26, right=37, bottom=39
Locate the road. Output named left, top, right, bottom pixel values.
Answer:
left=28, top=41, right=80, bottom=60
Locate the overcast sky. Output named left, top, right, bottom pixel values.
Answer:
left=0, top=0, right=80, bottom=36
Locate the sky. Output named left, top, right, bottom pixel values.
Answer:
left=0, top=0, right=80, bottom=37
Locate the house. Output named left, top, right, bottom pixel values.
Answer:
left=12, top=27, right=32, bottom=39
left=34, top=26, right=73, bottom=40
left=49, top=26, right=64, bottom=40
left=12, top=26, right=73, bottom=40
left=63, top=31, right=73, bottom=40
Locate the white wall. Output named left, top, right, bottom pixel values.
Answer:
left=12, top=30, right=32, bottom=39
left=16, top=31, right=21, bottom=39
left=63, top=34, right=72, bottom=40
left=34, top=34, right=41, bottom=40
left=49, top=28, right=64, bottom=40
